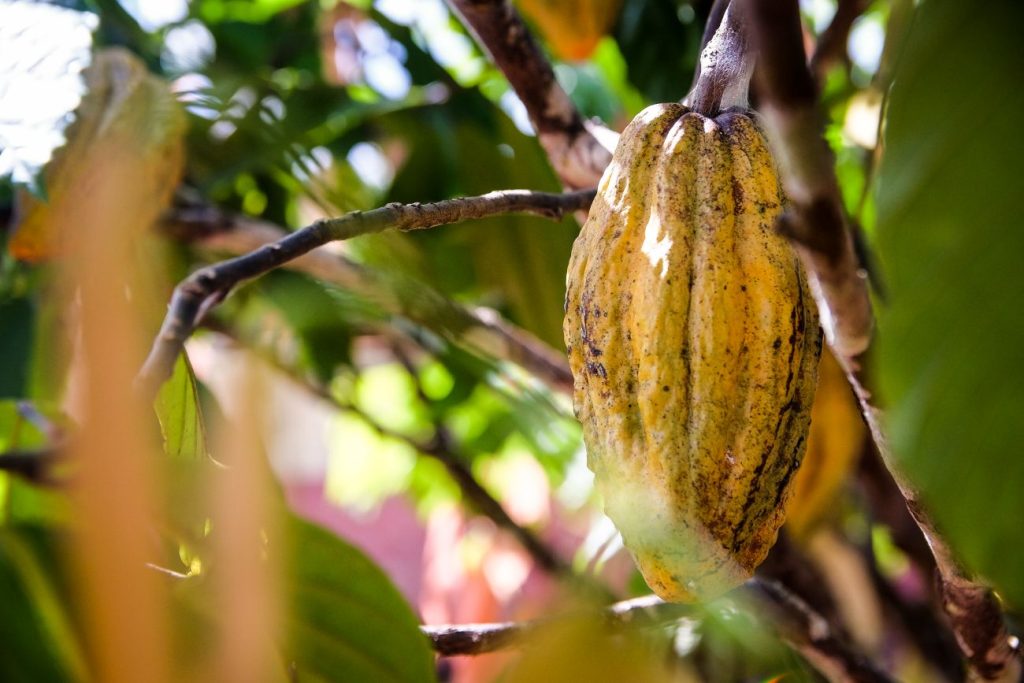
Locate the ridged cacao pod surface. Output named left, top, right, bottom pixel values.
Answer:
left=564, top=103, right=822, bottom=602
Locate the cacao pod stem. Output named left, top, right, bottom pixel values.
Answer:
left=686, top=3, right=754, bottom=117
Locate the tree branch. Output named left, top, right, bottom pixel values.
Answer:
left=909, top=501, right=1022, bottom=683
left=424, top=584, right=895, bottom=682
left=739, top=2, right=1021, bottom=678
left=847, top=349, right=1020, bottom=683
left=160, top=203, right=575, bottom=396
left=139, top=189, right=594, bottom=398
left=740, top=0, right=873, bottom=360
left=445, top=0, right=615, bottom=188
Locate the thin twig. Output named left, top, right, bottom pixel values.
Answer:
left=740, top=0, right=873, bottom=360
left=139, top=189, right=594, bottom=398
left=740, top=2, right=1021, bottom=678
left=445, top=0, right=615, bottom=188
left=161, top=204, right=575, bottom=396
left=424, top=583, right=894, bottom=682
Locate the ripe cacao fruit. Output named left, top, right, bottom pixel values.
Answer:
left=516, top=0, right=623, bottom=61
left=785, top=349, right=866, bottom=539
left=564, top=103, right=821, bottom=602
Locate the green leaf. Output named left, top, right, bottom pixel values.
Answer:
left=383, top=97, right=575, bottom=347
left=0, top=400, right=70, bottom=525
left=0, top=401, right=47, bottom=453
left=284, top=516, right=435, bottom=683
left=613, top=0, right=701, bottom=103
left=154, top=353, right=209, bottom=461
left=0, top=525, right=86, bottom=683
left=258, top=271, right=357, bottom=383
left=197, top=0, right=309, bottom=25
left=875, top=1, right=1024, bottom=607
left=0, top=296, right=34, bottom=399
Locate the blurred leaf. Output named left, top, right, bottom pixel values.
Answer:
left=155, top=353, right=209, bottom=461
left=0, top=401, right=48, bottom=453
left=0, top=3, right=97, bottom=189
left=589, top=38, right=643, bottom=122
left=383, top=96, right=576, bottom=347
left=0, top=525, right=85, bottom=683
left=184, top=80, right=429, bottom=219
left=324, top=413, right=418, bottom=513
left=197, top=0, right=308, bottom=25
left=501, top=609, right=676, bottom=682
left=259, top=271, right=357, bottom=382
left=1, top=476, right=72, bottom=528
left=515, top=0, right=624, bottom=62
left=23, top=302, right=64, bottom=407
left=354, top=363, right=432, bottom=439
left=583, top=38, right=647, bottom=123
left=10, top=48, right=186, bottom=261
left=0, top=400, right=70, bottom=526
left=876, top=1, right=1024, bottom=606
left=284, top=515, right=435, bottom=683
left=0, top=296, right=33, bottom=398
left=0, top=401, right=72, bottom=524
left=613, top=0, right=701, bottom=103
left=693, top=597, right=813, bottom=681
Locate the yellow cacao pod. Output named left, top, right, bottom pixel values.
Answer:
left=785, top=350, right=866, bottom=539
left=516, top=0, right=623, bottom=61
left=564, top=103, right=821, bottom=602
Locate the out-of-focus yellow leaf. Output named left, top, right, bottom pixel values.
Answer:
left=501, top=609, right=690, bottom=683
left=10, top=48, right=185, bottom=261
left=516, top=0, right=624, bottom=62
left=785, top=350, right=865, bottom=539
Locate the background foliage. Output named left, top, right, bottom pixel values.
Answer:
left=0, top=0, right=1021, bottom=681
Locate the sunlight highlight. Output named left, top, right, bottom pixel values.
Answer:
left=640, top=213, right=672, bottom=278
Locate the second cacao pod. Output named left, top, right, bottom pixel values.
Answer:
left=564, top=103, right=821, bottom=602
left=785, top=349, right=866, bottom=539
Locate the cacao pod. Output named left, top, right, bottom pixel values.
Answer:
left=785, top=349, right=866, bottom=539
left=516, top=0, right=623, bottom=61
left=564, top=103, right=821, bottom=602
